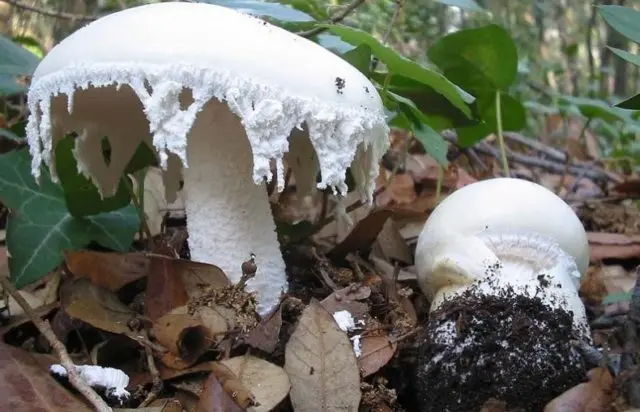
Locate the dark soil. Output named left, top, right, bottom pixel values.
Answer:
left=411, top=284, right=588, bottom=412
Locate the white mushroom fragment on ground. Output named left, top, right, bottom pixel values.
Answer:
left=25, top=2, right=389, bottom=315
left=412, top=177, right=592, bottom=411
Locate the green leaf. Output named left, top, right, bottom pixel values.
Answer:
left=0, top=148, right=139, bottom=288
left=456, top=92, right=526, bottom=147
left=0, top=34, right=40, bottom=96
left=323, top=24, right=473, bottom=118
left=388, top=95, right=449, bottom=167
left=428, top=24, right=518, bottom=92
left=558, top=95, right=626, bottom=123
left=616, top=92, right=640, bottom=110
left=55, top=136, right=132, bottom=217
left=372, top=73, right=477, bottom=129
left=598, top=5, right=640, bottom=45
left=608, top=46, right=640, bottom=67
left=434, top=0, right=484, bottom=12
left=412, top=121, right=449, bottom=166
left=124, top=141, right=158, bottom=174
left=341, top=44, right=372, bottom=76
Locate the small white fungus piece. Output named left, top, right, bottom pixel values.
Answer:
left=333, top=310, right=356, bottom=332
left=50, top=364, right=130, bottom=401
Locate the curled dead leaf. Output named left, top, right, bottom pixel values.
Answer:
left=153, top=313, right=210, bottom=366
left=285, top=300, right=361, bottom=412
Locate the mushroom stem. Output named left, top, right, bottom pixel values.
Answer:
left=182, top=100, right=286, bottom=315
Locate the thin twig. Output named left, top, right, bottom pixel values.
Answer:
left=298, top=0, right=367, bottom=37
left=139, top=341, right=162, bottom=407
left=371, top=0, right=403, bottom=72
left=441, top=130, right=622, bottom=183
left=1, top=0, right=100, bottom=21
left=0, top=269, right=112, bottom=411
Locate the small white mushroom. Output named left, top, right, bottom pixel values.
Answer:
left=414, top=177, right=590, bottom=339
left=25, top=2, right=389, bottom=315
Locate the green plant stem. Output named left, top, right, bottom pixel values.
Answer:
left=495, top=91, right=510, bottom=176
left=435, top=166, right=443, bottom=204
left=124, top=176, right=154, bottom=246
left=578, top=117, right=593, bottom=142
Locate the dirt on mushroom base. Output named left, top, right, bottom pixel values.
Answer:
left=411, top=283, right=588, bottom=412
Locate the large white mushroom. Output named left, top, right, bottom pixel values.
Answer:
left=25, top=2, right=389, bottom=315
left=415, top=177, right=590, bottom=338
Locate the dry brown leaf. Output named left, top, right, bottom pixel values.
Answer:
left=328, top=209, right=393, bottom=261
left=247, top=305, right=283, bottom=354
left=64, top=250, right=150, bottom=291
left=373, top=219, right=412, bottom=264
left=544, top=367, right=613, bottom=412
left=220, top=355, right=290, bottom=412
left=0, top=341, right=91, bottom=411
left=139, top=167, right=185, bottom=238
left=173, top=259, right=231, bottom=299
left=581, top=265, right=635, bottom=304
left=588, top=232, right=640, bottom=261
left=153, top=313, right=210, bottom=365
left=358, top=335, right=397, bottom=378
left=285, top=300, right=361, bottom=412
left=145, top=255, right=189, bottom=321
left=62, top=279, right=135, bottom=334
left=320, top=284, right=370, bottom=319
left=195, top=371, right=244, bottom=412
left=377, top=173, right=417, bottom=207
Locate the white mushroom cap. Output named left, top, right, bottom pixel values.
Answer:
left=415, top=177, right=590, bottom=338
left=26, top=2, right=389, bottom=315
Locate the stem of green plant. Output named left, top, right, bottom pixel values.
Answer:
left=124, top=175, right=154, bottom=246
left=578, top=117, right=593, bottom=142
left=495, top=91, right=510, bottom=177
left=435, top=166, right=443, bottom=204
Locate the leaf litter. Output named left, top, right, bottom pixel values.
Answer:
left=5, top=125, right=640, bottom=412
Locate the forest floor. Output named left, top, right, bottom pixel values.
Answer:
left=1, top=122, right=640, bottom=412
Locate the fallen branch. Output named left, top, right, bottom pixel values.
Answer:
left=1, top=0, right=100, bottom=21
left=0, top=268, right=112, bottom=411
left=442, top=130, right=622, bottom=184
left=298, top=0, right=367, bottom=38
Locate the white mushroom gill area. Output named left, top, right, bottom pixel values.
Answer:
left=27, top=64, right=389, bottom=202
left=429, top=230, right=590, bottom=342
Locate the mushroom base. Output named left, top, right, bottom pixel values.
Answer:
left=411, top=286, right=588, bottom=412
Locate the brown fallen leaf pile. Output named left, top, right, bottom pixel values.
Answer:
left=5, top=127, right=640, bottom=412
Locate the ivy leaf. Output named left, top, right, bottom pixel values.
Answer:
left=0, top=148, right=139, bottom=288
left=56, top=136, right=132, bottom=217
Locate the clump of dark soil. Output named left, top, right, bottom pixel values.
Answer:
left=411, top=285, right=588, bottom=412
